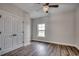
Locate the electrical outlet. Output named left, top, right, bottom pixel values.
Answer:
left=0, top=48, right=1, bottom=50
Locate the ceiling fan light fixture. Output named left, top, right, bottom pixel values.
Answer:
left=43, top=5, right=49, bottom=13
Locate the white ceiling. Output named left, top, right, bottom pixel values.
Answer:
left=13, top=3, right=79, bottom=18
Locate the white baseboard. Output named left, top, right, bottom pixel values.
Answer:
left=74, top=45, right=79, bottom=50
left=24, top=42, right=31, bottom=46
left=0, top=42, right=31, bottom=55
left=32, top=39, right=79, bottom=50
left=1, top=44, right=23, bottom=55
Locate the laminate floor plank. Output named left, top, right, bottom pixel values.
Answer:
left=47, top=44, right=55, bottom=56
left=55, top=45, right=61, bottom=56
left=60, top=45, right=70, bottom=56
left=66, top=46, right=76, bottom=56
left=50, top=44, right=58, bottom=56
left=71, top=47, right=79, bottom=56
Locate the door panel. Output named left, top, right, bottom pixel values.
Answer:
left=12, top=16, right=18, bottom=46
left=0, top=10, right=24, bottom=55
left=4, top=15, right=13, bottom=50
left=17, top=18, right=23, bottom=44
left=12, top=16, right=23, bottom=47
left=0, top=13, right=4, bottom=55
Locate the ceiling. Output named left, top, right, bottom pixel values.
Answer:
left=13, top=3, right=79, bottom=19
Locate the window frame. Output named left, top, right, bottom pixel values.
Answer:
left=37, top=24, right=45, bottom=37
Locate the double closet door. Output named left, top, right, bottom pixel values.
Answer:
left=0, top=10, right=24, bottom=55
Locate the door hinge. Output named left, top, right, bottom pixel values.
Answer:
left=23, top=31, right=24, bottom=33
left=0, top=48, right=1, bottom=51
left=23, top=41, right=24, bottom=43
left=22, top=21, right=24, bottom=23
left=0, top=15, right=2, bottom=18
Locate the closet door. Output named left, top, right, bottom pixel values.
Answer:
left=4, top=15, right=13, bottom=51
left=0, top=14, right=4, bottom=55
left=0, top=10, right=24, bottom=55
left=17, top=18, right=23, bottom=45
left=12, top=16, right=23, bottom=47
left=12, top=16, right=18, bottom=47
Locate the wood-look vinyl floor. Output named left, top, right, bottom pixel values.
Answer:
left=2, top=41, right=79, bottom=56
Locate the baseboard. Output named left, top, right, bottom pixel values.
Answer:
left=1, top=44, right=23, bottom=55
left=32, top=39, right=77, bottom=49
left=24, top=42, right=31, bottom=46
left=74, top=45, right=79, bottom=50
left=0, top=42, right=31, bottom=55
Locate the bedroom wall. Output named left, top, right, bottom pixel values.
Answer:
left=32, top=10, right=76, bottom=46
left=48, top=10, right=75, bottom=45
left=75, top=7, right=79, bottom=49
left=0, top=4, right=24, bottom=17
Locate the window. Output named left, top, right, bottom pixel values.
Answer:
left=37, top=24, right=45, bottom=37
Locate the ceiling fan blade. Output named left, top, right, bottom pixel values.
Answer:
left=43, top=3, right=49, bottom=6
left=45, top=3, right=49, bottom=5
left=49, top=5, right=59, bottom=8
left=36, top=3, right=41, bottom=4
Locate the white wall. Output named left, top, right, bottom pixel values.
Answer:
left=31, top=16, right=50, bottom=41
left=32, top=10, right=76, bottom=46
left=75, top=7, right=79, bottom=49
left=0, top=4, right=24, bottom=17
left=48, top=10, right=75, bottom=45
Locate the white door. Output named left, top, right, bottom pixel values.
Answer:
left=12, top=16, right=24, bottom=47
left=12, top=16, right=23, bottom=47
left=0, top=10, right=24, bottom=55
left=12, top=16, right=18, bottom=47
left=17, top=18, right=24, bottom=45
left=4, top=15, right=13, bottom=52
left=0, top=14, right=4, bottom=55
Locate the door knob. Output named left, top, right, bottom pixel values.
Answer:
left=12, top=34, right=17, bottom=36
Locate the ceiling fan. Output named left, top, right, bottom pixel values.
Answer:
left=37, top=3, right=59, bottom=13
